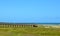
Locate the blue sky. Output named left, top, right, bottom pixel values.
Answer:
left=0, top=0, right=60, bottom=23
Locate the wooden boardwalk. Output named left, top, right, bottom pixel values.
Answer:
left=0, top=23, right=38, bottom=28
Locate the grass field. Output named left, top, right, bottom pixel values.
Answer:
left=0, top=26, right=60, bottom=36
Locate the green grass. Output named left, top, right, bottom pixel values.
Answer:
left=0, top=27, right=60, bottom=36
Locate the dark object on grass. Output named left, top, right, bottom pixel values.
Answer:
left=33, top=25, right=38, bottom=27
